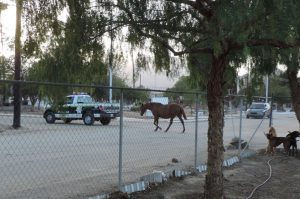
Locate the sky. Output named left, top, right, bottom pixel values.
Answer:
left=123, top=63, right=184, bottom=90
left=0, top=1, right=15, bottom=57
left=0, top=2, right=181, bottom=90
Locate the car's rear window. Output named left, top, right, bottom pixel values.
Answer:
left=250, top=104, right=265, bottom=109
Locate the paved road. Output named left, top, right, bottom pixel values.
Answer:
left=0, top=111, right=298, bottom=199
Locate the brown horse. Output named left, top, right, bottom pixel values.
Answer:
left=140, top=102, right=187, bottom=133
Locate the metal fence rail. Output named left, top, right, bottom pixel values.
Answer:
left=0, top=80, right=298, bottom=199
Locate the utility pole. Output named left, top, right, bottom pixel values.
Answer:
left=108, top=3, right=113, bottom=103
left=265, top=75, right=269, bottom=103
left=131, top=46, right=135, bottom=88
left=139, top=74, right=141, bottom=87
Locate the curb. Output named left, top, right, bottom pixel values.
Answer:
left=87, top=151, right=256, bottom=199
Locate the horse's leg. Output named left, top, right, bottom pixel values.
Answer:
left=178, top=115, right=185, bottom=133
left=153, top=117, right=161, bottom=131
left=165, top=118, right=173, bottom=132
left=156, top=117, right=162, bottom=130
left=153, top=118, right=159, bottom=131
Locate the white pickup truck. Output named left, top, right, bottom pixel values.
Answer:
left=43, top=93, right=120, bottom=125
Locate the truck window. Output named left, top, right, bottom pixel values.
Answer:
left=77, top=96, right=85, bottom=104
left=84, top=96, right=94, bottom=103
left=65, top=96, right=74, bottom=104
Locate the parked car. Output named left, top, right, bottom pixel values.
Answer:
left=246, top=102, right=271, bottom=119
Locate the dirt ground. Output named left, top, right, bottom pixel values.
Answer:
left=124, top=149, right=300, bottom=199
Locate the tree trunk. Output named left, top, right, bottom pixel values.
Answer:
left=13, top=0, right=22, bottom=129
left=204, top=54, right=227, bottom=199
left=287, top=68, right=300, bottom=128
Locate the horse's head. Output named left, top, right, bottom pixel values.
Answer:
left=140, top=103, right=146, bottom=116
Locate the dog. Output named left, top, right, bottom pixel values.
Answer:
left=286, top=131, right=300, bottom=155
left=265, top=127, right=278, bottom=154
left=269, top=127, right=277, bottom=137
left=265, top=133, right=290, bottom=155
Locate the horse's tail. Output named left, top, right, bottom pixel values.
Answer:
left=181, top=106, right=187, bottom=120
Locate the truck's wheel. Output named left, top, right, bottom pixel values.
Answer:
left=45, top=112, right=55, bottom=124
left=100, top=118, right=111, bottom=125
left=83, top=112, right=94, bottom=125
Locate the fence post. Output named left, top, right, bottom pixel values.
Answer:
left=238, top=97, right=243, bottom=154
left=194, top=93, right=199, bottom=169
left=118, top=89, right=124, bottom=190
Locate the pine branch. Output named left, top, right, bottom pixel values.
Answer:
left=166, top=0, right=212, bottom=18
left=108, top=2, right=213, bottom=56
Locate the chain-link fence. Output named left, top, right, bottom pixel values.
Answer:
left=0, top=80, right=298, bottom=199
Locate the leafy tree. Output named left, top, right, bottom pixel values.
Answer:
left=259, top=70, right=290, bottom=109
left=0, top=3, right=9, bottom=103
left=0, top=56, right=13, bottom=104
left=22, top=63, right=43, bottom=110
left=278, top=49, right=300, bottom=123
left=22, top=0, right=129, bottom=105
left=20, top=0, right=108, bottom=104
left=95, top=1, right=300, bottom=197
left=24, top=1, right=107, bottom=82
